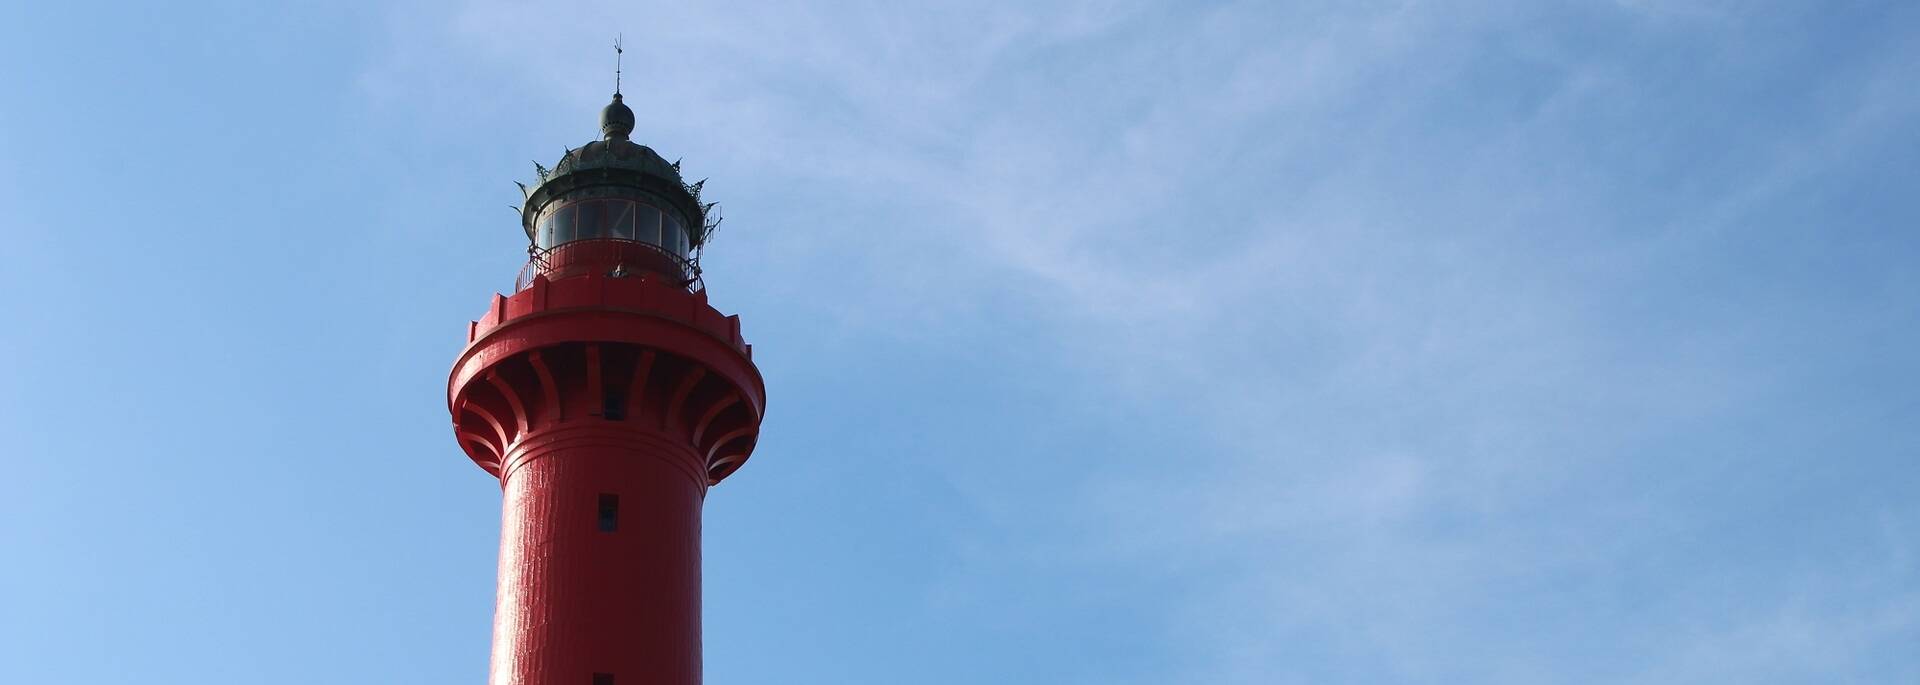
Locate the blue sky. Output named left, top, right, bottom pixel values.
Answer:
left=2, top=1, right=1917, bottom=683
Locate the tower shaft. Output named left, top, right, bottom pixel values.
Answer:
left=491, top=425, right=704, bottom=683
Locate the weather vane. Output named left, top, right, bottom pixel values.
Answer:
left=614, top=34, right=624, bottom=96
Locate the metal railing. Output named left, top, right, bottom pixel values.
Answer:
left=515, top=238, right=704, bottom=293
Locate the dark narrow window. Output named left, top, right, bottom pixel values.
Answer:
left=597, top=494, right=619, bottom=532
left=602, top=387, right=626, bottom=421
left=593, top=674, right=615, bottom=685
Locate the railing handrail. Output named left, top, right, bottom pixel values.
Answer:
left=515, top=238, right=704, bottom=293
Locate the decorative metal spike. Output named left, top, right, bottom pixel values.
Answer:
left=533, top=161, right=550, bottom=178
left=515, top=181, right=530, bottom=197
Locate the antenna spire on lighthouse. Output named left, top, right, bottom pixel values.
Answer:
left=601, top=36, right=635, bottom=142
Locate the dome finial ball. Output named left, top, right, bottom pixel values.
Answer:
left=601, top=93, right=635, bottom=141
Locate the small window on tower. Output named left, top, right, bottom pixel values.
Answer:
left=602, top=387, right=627, bottom=421
left=593, top=673, right=615, bottom=685
left=597, top=494, right=619, bottom=532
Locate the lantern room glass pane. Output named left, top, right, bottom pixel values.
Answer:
left=634, top=205, right=661, bottom=246
left=662, top=218, right=683, bottom=257
left=549, top=205, right=577, bottom=245
left=576, top=201, right=605, bottom=239
left=608, top=200, right=635, bottom=240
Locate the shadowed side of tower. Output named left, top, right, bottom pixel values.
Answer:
left=448, top=92, right=764, bottom=685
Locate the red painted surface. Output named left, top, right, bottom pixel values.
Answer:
left=450, top=243, right=764, bottom=684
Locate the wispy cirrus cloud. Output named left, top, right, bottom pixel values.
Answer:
left=362, top=2, right=1920, bottom=681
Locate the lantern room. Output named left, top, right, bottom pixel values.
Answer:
left=513, top=93, right=717, bottom=291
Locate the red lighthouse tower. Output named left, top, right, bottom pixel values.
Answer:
left=447, top=87, right=765, bottom=684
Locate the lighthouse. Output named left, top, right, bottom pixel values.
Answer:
left=446, top=85, right=766, bottom=684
